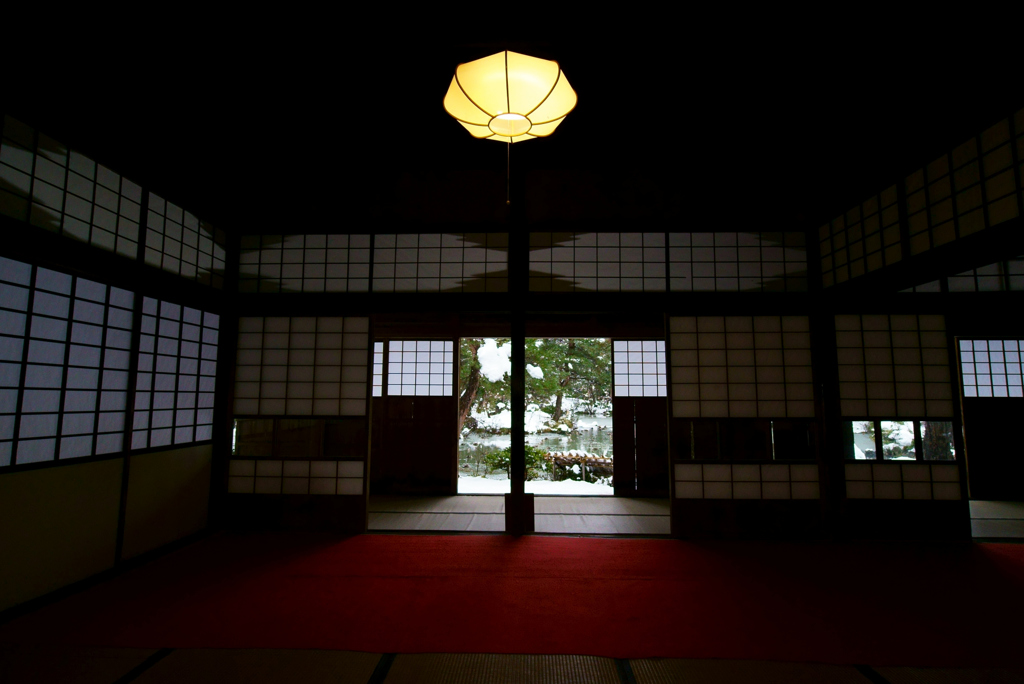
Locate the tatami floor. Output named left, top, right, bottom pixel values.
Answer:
left=970, top=500, right=1024, bottom=539
left=2, top=646, right=1021, bottom=684
left=367, top=495, right=671, bottom=534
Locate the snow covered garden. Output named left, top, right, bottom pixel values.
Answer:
left=457, top=338, right=615, bottom=495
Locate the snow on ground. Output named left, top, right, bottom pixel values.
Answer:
left=886, top=420, right=915, bottom=446
left=477, top=338, right=511, bottom=382
left=472, top=408, right=512, bottom=431
left=457, top=475, right=511, bottom=493
left=457, top=475, right=615, bottom=495
left=528, top=479, right=614, bottom=495
left=466, top=395, right=611, bottom=436
left=468, top=407, right=571, bottom=434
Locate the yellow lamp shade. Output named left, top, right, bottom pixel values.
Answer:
left=444, top=51, right=577, bottom=143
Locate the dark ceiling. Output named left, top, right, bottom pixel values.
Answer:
left=7, top=26, right=1021, bottom=236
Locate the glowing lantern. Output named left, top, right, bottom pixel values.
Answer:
left=443, top=50, right=577, bottom=143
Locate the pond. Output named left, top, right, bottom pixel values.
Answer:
left=458, top=414, right=613, bottom=478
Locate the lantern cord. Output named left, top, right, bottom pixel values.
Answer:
left=506, top=141, right=511, bottom=205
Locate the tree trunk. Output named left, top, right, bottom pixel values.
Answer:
left=457, top=341, right=481, bottom=434
left=552, top=340, right=575, bottom=422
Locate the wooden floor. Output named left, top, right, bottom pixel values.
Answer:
left=2, top=646, right=1021, bottom=684
left=367, top=495, right=670, bottom=535
left=970, top=500, right=1024, bottom=539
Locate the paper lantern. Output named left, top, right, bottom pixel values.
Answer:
left=443, top=50, right=577, bottom=143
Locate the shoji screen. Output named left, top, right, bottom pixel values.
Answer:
left=668, top=232, right=807, bottom=292
left=958, top=340, right=1024, bottom=398
left=820, top=187, right=902, bottom=288
left=529, top=232, right=666, bottom=292
left=385, top=341, right=454, bottom=396
left=0, top=257, right=27, bottom=465
left=132, top=299, right=219, bottom=449
left=373, top=233, right=508, bottom=292
left=228, top=458, right=365, bottom=496
left=144, top=194, right=226, bottom=288
left=371, top=342, right=383, bottom=397
left=0, top=256, right=135, bottom=465
left=0, top=115, right=143, bottom=259
left=234, top=317, right=369, bottom=416
left=237, top=234, right=372, bottom=293
left=612, top=341, right=667, bottom=397
left=669, top=316, right=814, bottom=418
left=835, top=314, right=952, bottom=417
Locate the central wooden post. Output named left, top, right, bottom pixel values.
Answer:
left=505, top=144, right=533, bottom=534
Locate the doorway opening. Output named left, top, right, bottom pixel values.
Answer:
left=457, top=337, right=614, bottom=496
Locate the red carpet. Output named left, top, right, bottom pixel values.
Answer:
left=2, top=533, right=1024, bottom=667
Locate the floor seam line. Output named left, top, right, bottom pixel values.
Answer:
left=111, top=647, right=174, bottom=684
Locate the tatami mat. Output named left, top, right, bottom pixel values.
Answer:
left=534, top=496, right=670, bottom=535
left=534, top=513, right=671, bottom=534
left=133, top=649, right=380, bottom=684
left=367, top=496, right=506, bottom=532
left=369, top=496, right=504, bottom=513
left=382, top=653, right=620, bottom=684
left=4, top=646, right=1023, bottom=684
left=368, top=512, right=506, bottom=531
left=0, top=645, right=157, bottom=684
left=367, top=495, right=670, bottom=534
left=534, top=497, right=669, bottom=515
left=630, top=658, right=871, bottom=683
left=970, top=500, right=1024, bottom=539
left=876, top=666, right=1024, bottom=683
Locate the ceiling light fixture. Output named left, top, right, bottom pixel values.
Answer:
left=443, top=50, right=577, bottom=144
left=443, top=50, right=577, bottom=204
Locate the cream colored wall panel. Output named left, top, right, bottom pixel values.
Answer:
left=790, top=464, right=819, bottom=482
left=703, top=464, right=731, bottom=482
left=791, top=482, right=820, bottom=499
left=903, top=482, right=932, bottom=500
left=121, top=444, right=212, bottom=560
left=234, top=316, right=369, bottom=416
left=762, top=464, right=790, bottom=481
left=836, top=314, right=951, bottom=418
left=901, top=463, right=930, bottom=482
left=733, top=482, right=761, bottom=499
left=0, top=458, right=122, bottom=611
left=846, top=481, right=873, bottom=499
left=254, top=477, right=282, bottom=494
left=874, top=481, right=903, bottom=499
left=670, top=315, right=814, bottom=418
left=228, top=476, right=254, bottom=493
left=845, top=462, right=871, bottom=481
left=732, top=464, right=759, bottom=482
left=675, top=481, right=703, bottom=498
left=704, top=482, right=732, bottom=499
left=933, top=482, right=962, bottom=500
left=675, top=460, right=819, bottom=500
left=872, top=463, right=901, bottom=482
left=337, top=478, right=363, bottom=495
left=310, top=461, right=337, bottom=477
left=674, top=463, right=702, bottom=481
left=310, top=477, right=336, bottom=495
left=762, top=482, right=791, bottom=499
left=338, top=461, right=364, bottom=478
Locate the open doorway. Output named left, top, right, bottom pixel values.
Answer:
left=458, top=337, right=614, bottom=496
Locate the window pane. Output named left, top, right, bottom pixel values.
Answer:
left=880, top=420, right=915, bottom=460
left=921, top=421, right=954, bottom=461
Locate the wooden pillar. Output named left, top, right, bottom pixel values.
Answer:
left=505, top=143, right=533, bottom=534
